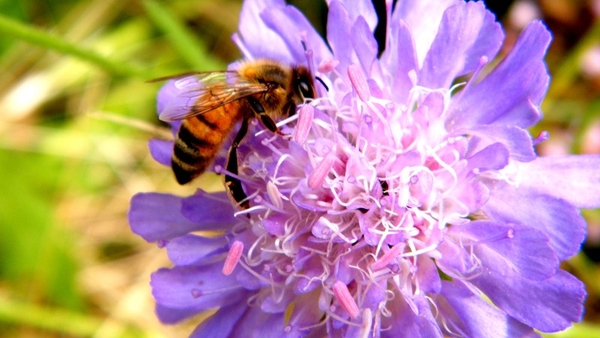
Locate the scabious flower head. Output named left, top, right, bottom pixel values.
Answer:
left=130, top=0, right=600, bottom=336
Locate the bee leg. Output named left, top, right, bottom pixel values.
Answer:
left=247, top=96, right=285, bottom=136
left=225, top=118, right=250, bottom=210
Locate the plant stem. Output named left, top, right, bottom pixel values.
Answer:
left=143, top=0, right=224, bottom=70
left=0, top=14, right=146, bottom=78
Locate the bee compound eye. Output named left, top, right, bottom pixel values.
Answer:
left=298, top=80, right=313, bottom=99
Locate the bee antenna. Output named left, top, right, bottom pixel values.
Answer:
left=316, top=76, right=329, bottom=92
left=301, top=40, right=307, bottom=51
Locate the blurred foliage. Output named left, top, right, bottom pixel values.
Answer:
left=0, top=0, right=598, bottom=337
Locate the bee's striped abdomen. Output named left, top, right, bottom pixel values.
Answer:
left=171, top=115, right=225, bottom=185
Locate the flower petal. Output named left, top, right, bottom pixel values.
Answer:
left=472, top=268, right=585, bottom=332
left=285, top=292, right=327, bottom=337
left=129, top=193, right=205, bottom=242
left=327, top=0, right=354, bottom=73
left=166, top=235, right=229, bottom=266
left=465, top=143, right=510, bottom=174
left=446, top=180, right=490, bottom=218
left=351, top=16, right=378, bottom=76
left=155, top=304, right=203, bottom=324
left=447, top=21, right=551, bottom=129
left=228, top=308, right=285, bottom=337
left=419, top=1, right=503, bottom=88
left=148, top=139, right=173, bottom=167
left=482, top=184, right=586, bottom=260
left=452, top=125, right=536, bottom=162
left=325, top=0, right=378, bottom=79
left=260, top=4, right=331, bottom=64
left=518, top=154, right=600, bottom=208
left=392, top=0, right=457, bottom=68
left=445, top=221, right=558, bottom=281
left=180, top=190, right=238, bottom=228
left=438, top=280, right=539, bottom=338
left=155, top=89, right=181, bottom=134
left=190, top=302, right=247, bottom=338
left=381, top=291, right=441, bottom=338
left=151, top=262, right=246, bottom=310
left=439, top=225, right=585, bottom=332
left=336, top=0, right=378, bottom=32
left=236, top=0, right=292, bottom=61
left=156, top=80, right=181, bottom=117
left=380, top=20, right=418, bottom=101
left=416, top=255, right=441, bottom=294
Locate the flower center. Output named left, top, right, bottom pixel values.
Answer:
left=224, top=64, right=504, bottom=325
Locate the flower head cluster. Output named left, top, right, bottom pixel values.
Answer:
left=130, top=0, right=600, bottom=336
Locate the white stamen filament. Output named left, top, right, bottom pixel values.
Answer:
left=254, top=113, right=299, bottom=137
left=266, top=181, right=284, bottom=209
left=401, top=242, right=439, bottom=258
left=358, top=308, right=373, bottom=338
left=371, top=244, right=404, bottom=271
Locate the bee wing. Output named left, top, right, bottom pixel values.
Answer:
left=157, top=71, right=267, bottom=122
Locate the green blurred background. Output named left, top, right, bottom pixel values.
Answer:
left=0, top=0, right=598, bottom=337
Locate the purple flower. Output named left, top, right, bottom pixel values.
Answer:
left=130, top=0, right=600, bottom=336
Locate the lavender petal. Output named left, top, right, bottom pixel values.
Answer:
left=228, top=308, right=285, bottom=338
left=190, top=302, right=248, bottom=338
left=129, top=193, right=208, bottom=242
left=438, top=280, right=539, bottom=338
left=419, top=1, right=503, bottom=88
left=150, top=263, right=246, bottom=310
left=452, top=125, right=536, bottom=162
left=519, top=154, right=600, bottom=208
left=260, top=5, right=332, bottom=64
left=472, top=268, right=585, bottom=332
left=351, top=15, right=378, bottom=76
left=392, top=0, right=457, bottom=66
left=380, top=21, right=418, bottom=102
left=381, top=291, right=441, bottom=338
left=445, top=221, right=559, bottom=281
left=148, top=139, right=173, bottom=167
left=155, top=304, right=204, bottom=324
left=483, top=184, right=586, bottom=260
left=166, top=235, right=229, bottom=266
left=337, top=0, right=378, bottom=32
left=327, top=1, right=354, bottom=75
left=236, top=0, right=292, bottom=61
left=180, top=190, right=238, bottom=228
left=447, top=21, right=551, bottom=129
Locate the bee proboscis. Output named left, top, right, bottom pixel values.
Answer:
left=156, top=59, right=316, bottom=209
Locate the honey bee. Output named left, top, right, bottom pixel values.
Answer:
left=157, top=59, right=316, bottom=209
